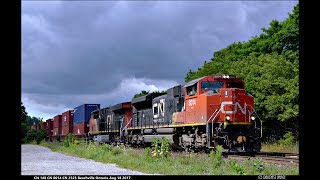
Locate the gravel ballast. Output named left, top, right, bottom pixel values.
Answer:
left=21, top=144, right=149, bottom=175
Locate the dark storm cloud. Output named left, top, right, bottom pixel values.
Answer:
left=22, top=1, right=297, bottom=119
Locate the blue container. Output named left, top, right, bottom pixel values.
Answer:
left=73, top=104, right=100, bottom=124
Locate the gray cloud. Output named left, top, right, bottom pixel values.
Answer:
left=22, top=1, right=297, bottom=119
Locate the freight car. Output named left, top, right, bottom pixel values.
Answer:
left=43, top=104, right=100, bottom=141
left=88, top=74, right=262, bottom=153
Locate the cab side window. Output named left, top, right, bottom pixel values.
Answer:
left=186, top=83, right=197, bottom=96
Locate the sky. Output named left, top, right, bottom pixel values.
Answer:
left=22, top=1, right=298, bottom=120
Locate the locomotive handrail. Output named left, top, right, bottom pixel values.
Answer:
left=247, top=105, right=263, bottom=138
left=208, top=108, right=220, bottom=123
left=209, top=108, right=220, bottom=138
left=252, top=110, right=263, bottom=138
left=121, top=117, right=133, bottom=131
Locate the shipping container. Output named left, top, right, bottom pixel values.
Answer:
left=45, top=119, right=53, bottom=137
left=53, top=115, right=62, bottom=128
left=73, top=122, right=89, bottom=135
left=73, top=104, right=100, bottom=124
left=31, top=125, right=37, bottom=131
left=52, top=127, right=61, bottom=136
left=44, top=119, right=53, bottom=130
left=36, top=124, right=41, bottom=131
left=62, top=110, right=74, bottom=127
left=61, top=126, right=72, bottom=136
left=40, top=122, right=45, bottom=129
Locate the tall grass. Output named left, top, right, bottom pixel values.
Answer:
left=262, top=132, right=299, bottom=153
left=261, top=142, right=299, bottom=153
left=38, top=140, right=298, bottom=175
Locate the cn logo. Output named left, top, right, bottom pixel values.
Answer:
left=220, top=101, right=246, bottom=114
left=188, top=99, right=196, bottom=106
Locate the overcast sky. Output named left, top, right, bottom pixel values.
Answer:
left=22, top=1, right=298, bottom=120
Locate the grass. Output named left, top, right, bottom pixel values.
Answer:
left=36, top=141, right=299, bottom=175
left=262, top=142, right=299, bottom=153
left=262, top=132, right=299, bottom=153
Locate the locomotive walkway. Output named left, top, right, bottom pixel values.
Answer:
left=21, top=144, right=148, bottom=175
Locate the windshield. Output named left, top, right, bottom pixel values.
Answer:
left=227, top=82, right=244, bottom=89
left=201, top=81, right=224, bottom=93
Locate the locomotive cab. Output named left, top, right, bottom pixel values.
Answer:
left=181, top=74, right=253, bottom=124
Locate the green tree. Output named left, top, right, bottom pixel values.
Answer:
left=36, top=129, right=48, bottom=144
left=133, top=90, right=149, bottom=99
left=24, top=129, right=48, bottom=144
left=184, top=4, right=299, bottom=141
left=21, top=102, right=28, bottom=140
left=25, top=129, right=37, bottom=142
left=152, top=90, right=166, bottom=94
left=133, top=90, right=167, bottom=99
left=26, top=116, right=42, bottom=126
left=21, top=102, right=28, bottom=123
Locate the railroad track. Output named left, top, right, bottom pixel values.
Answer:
left=224, top=152, right=299, bottom=165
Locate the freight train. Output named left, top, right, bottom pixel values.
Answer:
left=32, top=74, right=262, bottom=153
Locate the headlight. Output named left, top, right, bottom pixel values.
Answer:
left=226, top=115, right=230, bottom=121
left=250, top=116, right=255, bottom=120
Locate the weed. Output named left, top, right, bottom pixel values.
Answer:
left=87, top=142, right=97, bottom=151
left=229, top=160, right=246, bottom=175
left=209, top=145, right=223, bottom=168
left=279, top=132, right=295, bottom=147
left=101, top=143, right=113, bottom=152
left=253, top=158, right=265, bottom=173
left=150, top=137, right=171, bottom=158
left=63, top=134, right=75, bottom=147
left=144, top=147, right=151, bottom=157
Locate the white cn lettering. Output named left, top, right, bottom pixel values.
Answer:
left=188, top=99, right=196, bottom=106
left=220, top=101, right=246, bottom=114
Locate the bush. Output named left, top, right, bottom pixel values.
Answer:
left=279, top=132, right=295, bottom=146
left=25, top=129, right=37, bottom=142
left=24, top=129, right=47, bottom=144
left=101, top=144, right=113, bottom=152
left=150, top=137, right=171, bottom=158
left=210, top=145, right=223, bottom=168
left=160, top=137, right=171, bottom=158
left=74, top=139, right=80, bottom=145
left=229, top=160, right=246, bottom=175
left=63, top=134, right=75, bottom=147
left=86, top=142, right=97, bottom=151
left=35, top=129, right=47, bottom=144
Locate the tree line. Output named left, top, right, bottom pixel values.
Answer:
left=21, top=102, right=47, bottom=143
left=185, top=4, right=299, bottom=141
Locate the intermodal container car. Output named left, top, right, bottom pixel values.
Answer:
left=73, top=104, right=100, bottom=124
